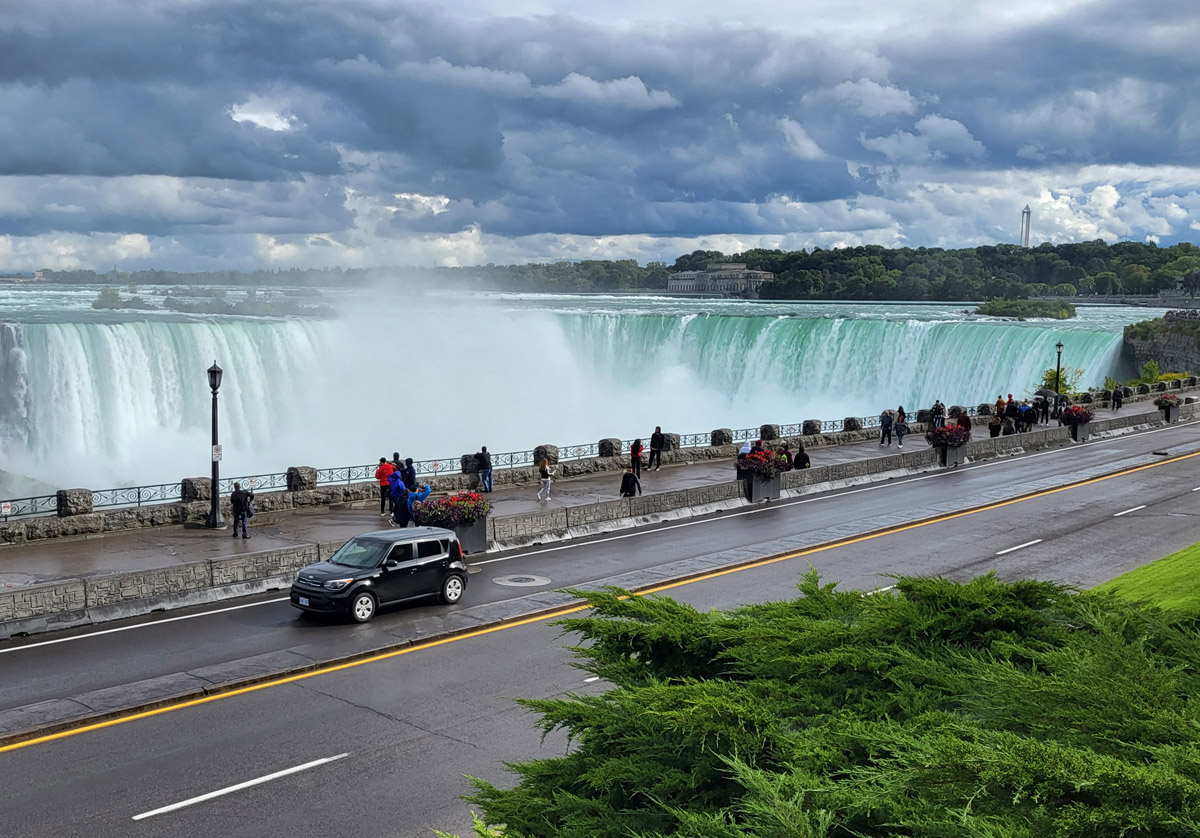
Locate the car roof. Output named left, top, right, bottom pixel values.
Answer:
left=354, top=527, right=457, bottom=544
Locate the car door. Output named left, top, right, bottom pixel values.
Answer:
left=410, top=538, right=450, bottom=596
left=374, top=542, right=417, bottom=604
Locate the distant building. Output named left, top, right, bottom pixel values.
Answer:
left=667, top=263, right=774, bottom=298
left=0, top=271, right=44, bottom=283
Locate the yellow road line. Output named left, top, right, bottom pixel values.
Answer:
left=4, top=447, right=1197, bottom=755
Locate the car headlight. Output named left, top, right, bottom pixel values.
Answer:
left=325, top=578, right=355, bottom=591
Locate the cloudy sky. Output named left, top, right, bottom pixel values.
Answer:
left=0, top=0, right=1197, bottom=272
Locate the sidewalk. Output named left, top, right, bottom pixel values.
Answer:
left=0, top=399, right=1163, bottom=588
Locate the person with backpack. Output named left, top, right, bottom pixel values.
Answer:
left=931, top=400, right=946, bottom=429
left=648, top=427, right=665, bottom=471
left=1112, top=387, right=1123, bottom=412
left=895, top=406, right=908, bottom=448
left=229, top=481, right=254, bottom=539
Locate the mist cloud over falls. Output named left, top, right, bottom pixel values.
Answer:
left=1, top=294, right=1129, bottom=491
left=1, top=0, right=1198, bottom=271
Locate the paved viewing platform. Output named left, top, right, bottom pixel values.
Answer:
left=0, top=397, right=1169, bottom=592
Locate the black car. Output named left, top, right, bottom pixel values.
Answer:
left=290, top=527, right=468, bottom=623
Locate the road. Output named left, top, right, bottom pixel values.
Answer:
left=2, top=422, right=1198, bottom=836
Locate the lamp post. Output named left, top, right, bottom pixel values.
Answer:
left=1053, top=341, right=1064, bottom=419
left=205, top=362, right=225, bottom=529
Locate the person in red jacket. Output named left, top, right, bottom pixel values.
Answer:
left=374, top=457, right=396, bottom=517
left=630, top=438, right=644, bottom=477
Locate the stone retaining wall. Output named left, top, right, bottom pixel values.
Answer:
left=1, top=401, right=1194, bottom=638
left=2, top=393, right=1189, bottom=550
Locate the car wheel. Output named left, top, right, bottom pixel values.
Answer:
left=441, top=575, right=465, bottom=604
left=349, top=591, right=377, bottom=623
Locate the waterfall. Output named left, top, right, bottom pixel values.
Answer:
left=0, top=300, right=1133, bottom=491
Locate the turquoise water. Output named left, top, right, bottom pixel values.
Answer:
left=0, top=285, right=1163, bottom=489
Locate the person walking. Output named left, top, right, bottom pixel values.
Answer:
left=879, top=409, right=894, bottom=446
left=374, top=457, right=395, bottom=516
left=475, top=446, right=493, bottom=492
left=1112, top=387, right=1123, bottom=412
left=619, top=466, right=642, bottom=497
left=630, top=438, right=644, bottom=477
left=895, top=406, right=907, bottom=448
left=648, top=426, right=665, bottom=471
left=230, top=481, right=254, bottom=539
left=537, top=458, right=553, bottom=502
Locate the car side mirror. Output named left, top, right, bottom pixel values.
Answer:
left=383, top=559, right=399, bottom=569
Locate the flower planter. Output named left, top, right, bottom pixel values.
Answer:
left=1161, top=406, right=1180, bottom=424
left=1069, top=421, right=1090, bottom=442
left=937, top=444, right=965, bottom=468
left=453, top=517, right=488, bottom=556
left=744, top=473, right=782, bottom=503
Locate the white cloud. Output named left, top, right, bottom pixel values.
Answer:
left=861, top=114, right=985, bottom=162
left=778, top=118, right=826, bottom=160
left=228, top=97, right=295, bottom=132
left=830, top=79, right=917, bottom=117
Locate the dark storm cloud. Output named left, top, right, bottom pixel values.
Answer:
left=0, top=0, right=1197, bottom=267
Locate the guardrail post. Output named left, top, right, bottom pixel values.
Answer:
left=56, top=488, right=94, bottom=517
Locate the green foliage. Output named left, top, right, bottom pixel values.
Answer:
left=465, top=572, right=1200, bottom=837
left=1138, top=359, right=1162, bottom=384
left=974, top=298, right=1075, bottom=319
left=43, top=239, right=1200, bottom=303
left=1036, top=365, right=1084, bottom=395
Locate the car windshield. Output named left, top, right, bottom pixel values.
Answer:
left=327, top=538, right=391, bottom=569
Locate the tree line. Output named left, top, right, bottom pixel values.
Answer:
left=30, top=239, right=1200, bottom=300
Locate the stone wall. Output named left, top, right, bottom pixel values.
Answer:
left=3, top=399, right=1196, bottom=637
left=4, top=383, right=1197, bottom=548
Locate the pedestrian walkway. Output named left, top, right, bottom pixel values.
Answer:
left=0, top=398, right=1166, bottom=587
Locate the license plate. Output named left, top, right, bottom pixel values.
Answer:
left=298, top=596, right=310, bottom=606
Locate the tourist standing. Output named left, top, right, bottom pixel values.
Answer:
left=895, top=406, right=907, bottom=448
left=956, top=410, right=973, bottom=433
left=879, top=409, right=894, bottom=446
left=630, top=439, right=644, bottom=477
left=931, top=400, right=946, bottom=429
left=537, top=458, right=553, bottom=502
left=475, top=446, right=493, bottom=492
left=793, top=441, right=811, bottom=469
left=395, top=483, right=430, bottom=528
left=648, top=426, right=665, bottom=471
left=230, top=481, right=254, bottom=539
left=374, top=457, right=396, bottom=516
left=392, top=451, right=403, bottom=474
left=619, top=466, right=642, bottom=497
left=989, top=414, right=1003, bottom=438
left=994, top=395, right=1006, bottom=416
left=402, top=457, right=417, bottom=490
left=388, top=469, right=406, bottom=520
left=1112, top=387, right=1123, bottom=412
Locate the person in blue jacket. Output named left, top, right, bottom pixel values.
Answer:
left=387, top=470, right=407, bottom=522
left=394, top=483, right=431, bottom=528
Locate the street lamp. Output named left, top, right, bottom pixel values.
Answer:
left=1053, top=341, right=1064, bottom=419
left=205, top=361, right=225, bottom=529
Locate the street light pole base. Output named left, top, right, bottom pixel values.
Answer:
left=205, top=512, right=226, bottom=529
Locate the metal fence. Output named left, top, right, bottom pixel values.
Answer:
left=0, top=408, right=974, bottom=522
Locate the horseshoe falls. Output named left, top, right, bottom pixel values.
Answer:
left=0, top=289, right=1152, bottom=492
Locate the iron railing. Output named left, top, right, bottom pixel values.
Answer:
left=0, top=404, right=979, bottom=521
